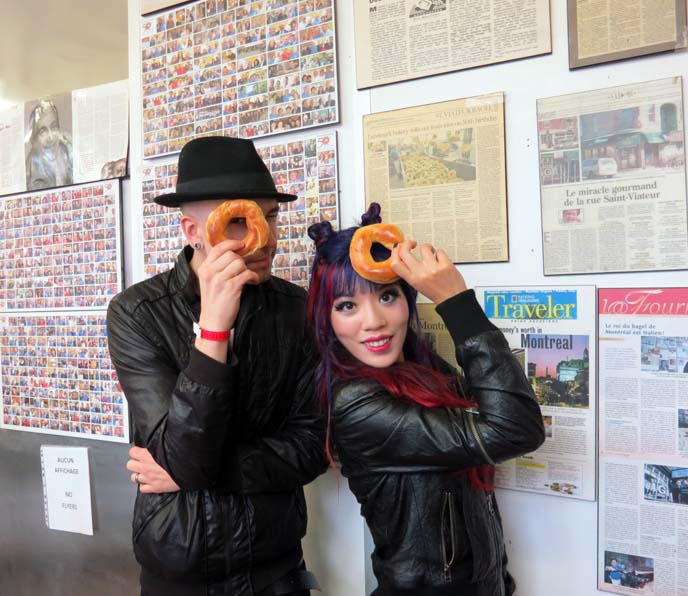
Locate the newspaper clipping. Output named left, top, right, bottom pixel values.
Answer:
left=72, top=81, right=129, bottom=183
left=142, top=132, right=339, bottom=288
left=568, top=0, right=687, bottom=69
left=0, top=81, right=129, bottom=197
left=354, top=0, right=551, bottom=89
left=140, top=0, right=338, bottom=158
left=537, top=77, right=688, bottom=275
left=474, top=286, right=597, bottom=500
left=363, top=93, right=508, bottom=264
left=598, top=288, right=688, bottom=595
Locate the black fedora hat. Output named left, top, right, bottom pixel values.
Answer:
left=154, top=136, right=297, bottom=207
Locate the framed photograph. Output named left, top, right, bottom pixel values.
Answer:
left=140, top=0, right=339, bottom=158
left=0, top=181, right=123, bottom=311
left=141, top=132, right=339, bottom=288
left=0, top=311, right=129, bottom=443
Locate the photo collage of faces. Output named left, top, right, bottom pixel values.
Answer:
left=0, top=313, right=128, bottom=442
left=141, top=0, right=338, bottom=158
left=141, top=132, right=339, bottom=286
left=0, top=182, right=122, bottom=311
left=142, top=160, right=185, bottom=277
left=258, top=133, right=338, bottom=287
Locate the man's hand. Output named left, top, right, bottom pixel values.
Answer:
left=197, top=238, right=259, bottom=332
left=196, top=238, right=260, bottom=362
left=127, top=446, right=181, bottom=494
left=390, top=239, right=468, bottom=304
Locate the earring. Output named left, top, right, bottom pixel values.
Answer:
left=193, top=241, right=202, bottom=251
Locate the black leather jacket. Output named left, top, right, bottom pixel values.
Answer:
left=107, top=247, right=327, bottom=596
left=331, top=291, right=545, bottom=596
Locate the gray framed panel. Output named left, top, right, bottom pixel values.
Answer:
left=0, top=430, right=138, bottom=595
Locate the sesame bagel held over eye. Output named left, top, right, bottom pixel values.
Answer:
left=205, top=198, right=270, bottom=256
left=349, top=222, right=405, bottom=283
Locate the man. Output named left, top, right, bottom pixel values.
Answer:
left=107, top=137, right=327, bottom=596
left=607, top=558, right=625, bottom=586
left=25, top=98, right=73, bottom=191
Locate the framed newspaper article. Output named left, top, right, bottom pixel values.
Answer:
left=474, top=286, right=597, bottom=501
left=597, top=288, right=688, bottom=595
left=0, top=81, right=130, bottom=197
left=362, top=93, right=508, bottom=264
left=567, top=0, right=687, bottom=69
left=537, top=77, right=688, bottom=275
left=142, top=132, right=339, bottom=287
left=140, top=0, right=339, bottom=158
left=354, top=0, right=551, bottom=89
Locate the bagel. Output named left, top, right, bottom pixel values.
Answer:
left=349, top=223, right=405, bottom=284
left=205, top=199, right=270, bottom=256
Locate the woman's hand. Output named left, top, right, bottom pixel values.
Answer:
left=390, top=240, right=468, bottom=304
left=127, top=446, right=181, bottom=494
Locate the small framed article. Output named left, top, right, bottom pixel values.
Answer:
left=362, top=93, right=509, bottom=265
left=567, top=0, right=687, bottom=69
left=536, top=77, right=688, bottom=275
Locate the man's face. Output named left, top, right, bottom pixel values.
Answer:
left=35, top=109, right=59, bottom=151
left=194, top=197, right=280, bottom=284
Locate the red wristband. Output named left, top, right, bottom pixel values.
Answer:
left=199, top=328, right=231, bottom=342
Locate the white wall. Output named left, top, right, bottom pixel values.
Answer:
left=125, top=0, right=688, bottom=595
left=365, top=2, right=687, bottom=596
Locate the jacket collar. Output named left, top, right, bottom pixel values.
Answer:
left=172, top=246, right=201, bottom=317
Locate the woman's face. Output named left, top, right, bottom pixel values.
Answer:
left=330, top=283, right=409, bottom=368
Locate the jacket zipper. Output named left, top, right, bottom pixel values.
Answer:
left=440, top=491, right=456, bottom=583
left=485, top=491, right=506, bottom=596
left=465, top=409, right=496, bottom=466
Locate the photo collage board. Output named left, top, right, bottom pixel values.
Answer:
left=141, top=0, right=338, bottom=158
left=0, top=312, right=127, bottom=442
left=143, top=131, right=339, bottom=287
left=0, top=181, right=123, bottom=312
left=0, top=181, right=128, bottom=442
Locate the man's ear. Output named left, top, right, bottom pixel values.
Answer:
left=180, top=213, right=200, bottom=247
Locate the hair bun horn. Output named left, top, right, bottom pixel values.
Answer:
left=361, top=202, right=382, bottom=226
left=308, top=220, right=335, bottom=247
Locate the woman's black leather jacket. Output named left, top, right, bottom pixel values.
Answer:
left=331, top=290, right=545, bottom=596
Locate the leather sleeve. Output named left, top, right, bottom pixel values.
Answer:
left=224, top=330, right=328, bottom=493
left=438, top=291, right=545, bottom=464
left=107, top=295, right=235, bottom=490
left=331, top=292, right=545, bottom=473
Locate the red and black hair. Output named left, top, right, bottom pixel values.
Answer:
left=306, top=203, right=493, bottom=489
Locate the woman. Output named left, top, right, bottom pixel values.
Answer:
left=306, top=204, right=545, bottom=596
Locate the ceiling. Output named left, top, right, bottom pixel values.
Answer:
left=0, top=0, right=129, bottom=107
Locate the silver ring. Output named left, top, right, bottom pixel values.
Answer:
left=135, top=472, right=141, bottom=484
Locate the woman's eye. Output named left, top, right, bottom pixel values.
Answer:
left=380, top=289, right=399, bottom=304
left=334, top=300, right=355, bottom=312
left=229, top=217, right=246, bottom=224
